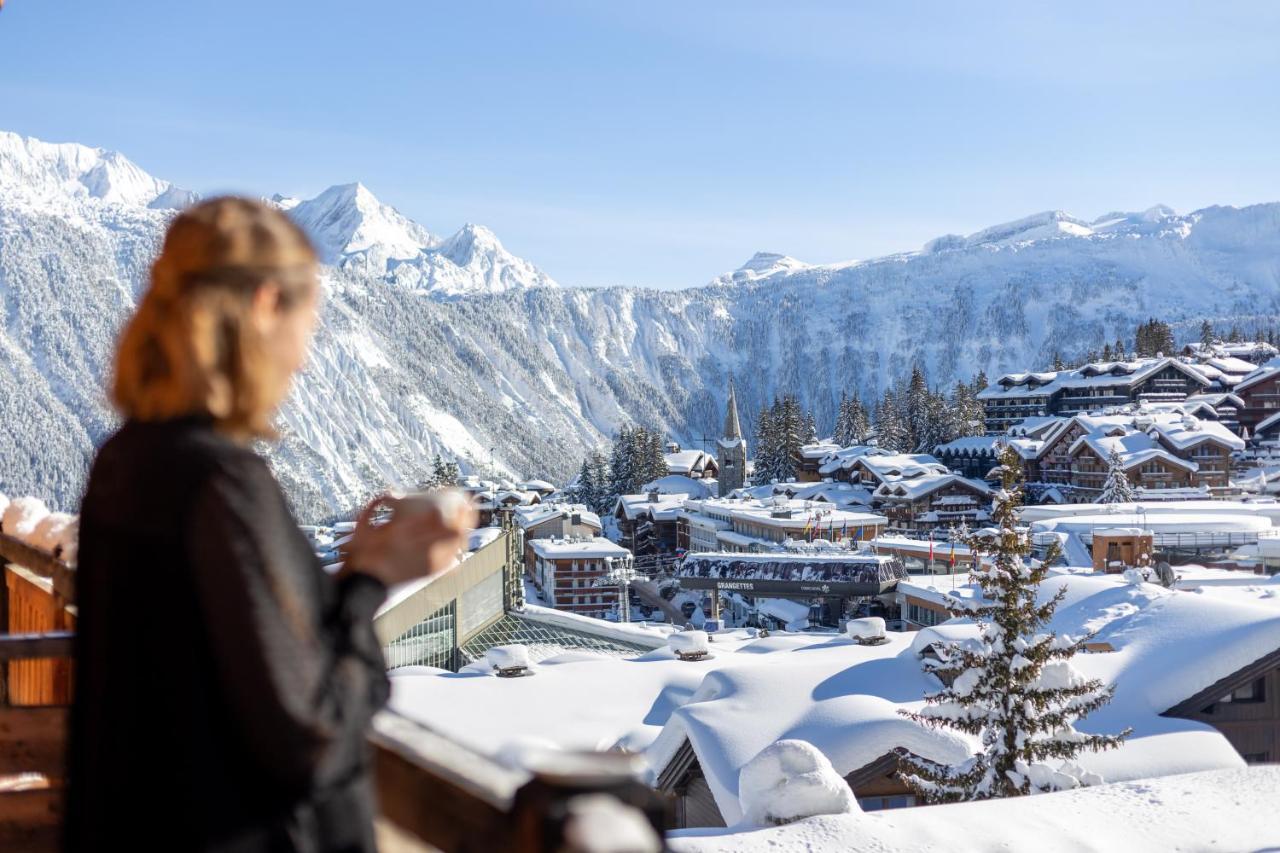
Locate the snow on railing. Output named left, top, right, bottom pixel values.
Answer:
left=0, top=492, right=79, bottom=567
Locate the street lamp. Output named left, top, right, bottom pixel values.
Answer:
left=594, top=556, right=640, bottom=623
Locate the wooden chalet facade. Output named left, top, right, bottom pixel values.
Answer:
left=1164, top=647, right=1280, bottom=764
left=1234, top=367, right=1280, bottom=438
left=871, top=476, right=991, bottom=534
left=979, top=358, right=1217, bottom=434
left=1027, top=413, right=1240, bottom=499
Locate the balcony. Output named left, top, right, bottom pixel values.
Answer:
left=0, top=532, right=666, bottom=852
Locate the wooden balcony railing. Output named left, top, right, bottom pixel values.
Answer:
left=0, top=531, right=668, bottom=852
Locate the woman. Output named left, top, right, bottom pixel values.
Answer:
left=65, top=197, right=474, bottom=851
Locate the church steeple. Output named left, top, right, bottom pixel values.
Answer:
left=716, top=380, right=747, bottom=496
left=722, top=380, right=743, bottom=442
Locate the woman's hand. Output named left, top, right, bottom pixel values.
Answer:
left=343, top=490, right=477, bottom=587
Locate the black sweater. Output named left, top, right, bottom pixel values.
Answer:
left=64, top=414, right=391, bottom=852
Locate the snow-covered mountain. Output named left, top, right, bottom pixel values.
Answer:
left=2, top=130, right=1279, bottom=521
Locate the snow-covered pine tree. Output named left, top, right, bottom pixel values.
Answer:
left=753, top=403, right=781, bottom=484
left=776, top=395, right=806, bottom=481
left=636, top=427, right=669, bottom=488
left=421, top=454, right=445, bottom=489
left=875, top=389, right=908, bottom=453
left=608, top=427, right=636, bottom=498
left=430, top=454, right=460, bottom=487
left=899, top=445, right=1130, bottom=802
left=847, top=393, right=870, bottom=445
left=1098, top=448, right=1135, bottom=504
left=1199, top=320, right=1215, bottom=349
left=906, top=365, right=931, bottom=451
left=585, top=448, right=611, bottom=513
left=833, top=393, right=854, bottom=446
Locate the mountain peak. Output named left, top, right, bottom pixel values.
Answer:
left=725, top=251, right=811, bottom=282
left=439, top=223, right=505, bottom=265
left=287, top=182, right=438, bottom=264
left=0, top=130, right=196, bottom=209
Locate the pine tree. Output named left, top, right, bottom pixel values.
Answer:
left=773, top=395, right=807, bottom=481
left=1097, top=448, right=1135, bottom=504
left=875, top=389, right=908, bottom=453
left=1199, top=320, right=1215, bottom=349
left=906, top=365, right=931, bottom=452
left=899, top=446, right=1130, bottom=802
left=753, top=403, right=782, bottom=484
left=608, top=427, right=636, bottom=498
left=848, top=393, right=870, bottom=445
left=587, top=449, right=611, bottom=513
left=1051, top=352, right=1066, bottom=372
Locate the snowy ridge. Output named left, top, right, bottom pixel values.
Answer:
left=3, top=128, right=1280, bottom=521
left=0, top=130, right=195, bottom=210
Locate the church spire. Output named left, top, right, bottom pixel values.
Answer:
left=722, top=380, right=743, bottom=442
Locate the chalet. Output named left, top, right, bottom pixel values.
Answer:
left=664, top=448, right=719, bottom=481
left=528, top=537, right=633, bottom=618
left=1029, top=410, right=1243, bottom=499
left=1182, top=340, right=1279, bottom=366
left=846, top=453, right=951, bottom=489
left=870, top=474, right=991, bottom=534
left=978, top=357, right=1229, bottom=434
left=795, top=441, right=841, bottom=482
left=613, top=491, right=688, bottom=557
left=813, top=444, right=892, bottom=482
left=1232, top=361, right=1280, bottom=438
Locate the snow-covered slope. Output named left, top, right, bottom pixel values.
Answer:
left=2, top=129, right=1279, bottom=521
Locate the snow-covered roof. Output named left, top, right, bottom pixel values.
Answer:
left=815, top=445, right=891, bottom=475
left=934, top=435, right=1004, bottom=455
left=871, top=473, right=991, bottom=502
left=513, top=502, right=603, bottom=532
left=614, top=492, right=691, bottom=521
left=730, top=481, right=874, bottom=509
left=666, top=449, right=717, bottom=476
left=800, top=441, right=842, bottom=460
left=667, top=767, right=1280, bottom=852
left=851, top=453, right=951, bottom=483
left=387, top=571, right=1277, bottom=839
left=978, top=356, right=1218, bottom=401
left=528, top=537, right=631, bottom=560
left=641, top=474, right=716, bottom=500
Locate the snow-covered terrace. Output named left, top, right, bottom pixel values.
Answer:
left=387, top=572, right=1278, bottom=836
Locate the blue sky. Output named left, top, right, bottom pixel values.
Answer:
left=3, top=2, right=1279, bottom=289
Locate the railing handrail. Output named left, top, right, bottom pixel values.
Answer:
left=0, top=532, right=75, bottom=604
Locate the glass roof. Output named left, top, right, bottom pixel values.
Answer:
left=458, top=613, right=654, bottom=665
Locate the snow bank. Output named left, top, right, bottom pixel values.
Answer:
left=669, top=766, right=1280, bottom=853
left=845, top=617, right=885, bottom=642
left=487, top=644, right=531, bottom=673
left=1, top=496, right=49, bottom=543
left=738, top=740, right=857, bottom=827
left=28, top=512, right=75, bottom=554
left=668, top=631, right=710, bottom=657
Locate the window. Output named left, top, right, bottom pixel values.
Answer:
left=859, top=794, right=917, bottom=811
left=1204, top=678, right=1266, bottom=713
left=1227, top=678, right=1266, bottom=703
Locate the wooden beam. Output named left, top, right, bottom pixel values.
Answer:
left=0, top=633, right=75, bottom=662
left=0, top=788, right=62, bottom=853
left=0, top=534, right=75, bottom=604
left=369, top=711, right=524, bottom=852
left=0, top=706, right=68, bottom=777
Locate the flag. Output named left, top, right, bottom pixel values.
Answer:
left=929, top=539, right=934, bottom=565
left=949, top=541, right=956, bottom=567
